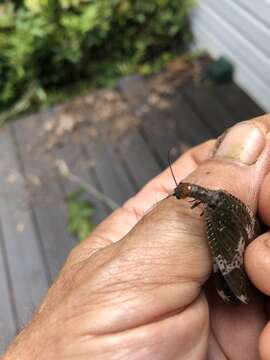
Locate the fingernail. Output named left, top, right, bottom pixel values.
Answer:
left=214, top=123, right=266, bottom=164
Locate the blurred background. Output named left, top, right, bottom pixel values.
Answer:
left=0, top=0, right=193, bottom=122
left=0, top=0, right=268, bottom=354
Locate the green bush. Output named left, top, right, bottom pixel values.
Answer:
left=0, top=0, right=194, bottom=117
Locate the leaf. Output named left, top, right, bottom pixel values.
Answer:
left=67, top=189, right=95, bottom=242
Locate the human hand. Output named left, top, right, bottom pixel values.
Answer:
left=4, top=116, right=270, bottom=360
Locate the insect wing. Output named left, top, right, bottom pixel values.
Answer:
left=206, top=206, right=251, bottom=304
left=213, top=261, right=240, bottom=304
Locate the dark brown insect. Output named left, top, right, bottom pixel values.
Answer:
left=173, top=182, right=259, bottom=304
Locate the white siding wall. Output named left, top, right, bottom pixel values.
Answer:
left=192, top=0, right=270, bottom=111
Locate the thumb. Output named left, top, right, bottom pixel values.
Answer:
left=75, top=120, right=270, bottom=335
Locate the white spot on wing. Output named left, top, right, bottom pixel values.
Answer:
left=217, top=289, right=231, bottom=303
left=238, top=294, right=249, bottom=304
left=216, top=236, right=245, bottom=275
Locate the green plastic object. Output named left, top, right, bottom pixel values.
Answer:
left=206, top=57, right=234, bottom=84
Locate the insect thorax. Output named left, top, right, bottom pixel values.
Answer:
left=174, top=182, right=225, bottom=209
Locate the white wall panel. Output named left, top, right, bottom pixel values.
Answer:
left=192, top=0, right=270, bottom=111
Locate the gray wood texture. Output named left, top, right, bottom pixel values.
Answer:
left=0, top=127, right=49, bottom=341
left=12, top=112, right=75, bottom=282
left=183, top=82, right=236, bottom=136
left=83, top=137, right=136, bottom=206
left=52, top=132, right=110, bottom=224
left=0, top=222, right=17, bottom=354
left=117, top=128, right=162, bottom=189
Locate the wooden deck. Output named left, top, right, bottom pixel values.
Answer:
left=0, top=73, right=263, bottom=353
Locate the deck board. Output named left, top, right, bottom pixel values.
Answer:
left=117, top=128, right=162, bottom=189
left=140, top=92, right=215, bottom=169
left=0, top=221, right=17, bottom=354
left=214, top=83, right=264, bottom=121
left=0, top=127, right=49, bottom=333
left=83, top=136, right=136, bottom=206
left=52, top=133, right=110, bottom=224
left=183, top=82, right=237, bottom=136
left=166, top=92, right=214, bottom=143
left=12, top=113, right=75, bottom=281
left=139, top=113, right=181, bottom=168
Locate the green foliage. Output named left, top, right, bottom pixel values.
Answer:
left=0, top=0, right=194, bottom=119
left=67, top=189, right=95, bottom=241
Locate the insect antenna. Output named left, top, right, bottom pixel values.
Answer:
left=168, top=148, right=178, bottom=187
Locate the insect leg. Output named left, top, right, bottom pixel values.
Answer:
left=190, top=200, right=202, bottom=209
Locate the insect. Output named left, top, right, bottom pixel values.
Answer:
left=172, top=182, right=260, bottom=304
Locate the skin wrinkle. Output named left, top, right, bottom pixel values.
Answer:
left=115, top=221, right=209, bottom=285
left=77, top=295, right=208, bottom=358
left=64, top=261, right=164, bottom=308
left=96, top=260, right=204, bottom=294
left=122, top=201, right=143, bottom=222
left=248, top=138, right=270, bottom=208
left=259, top=322, right=270, bottom=359
left=245, top=232, right=270, bottom=296
left=67, top=249, right=121, bottom=290
left=86, top=233, right=114, bottom=252
left=79, top=296, right=188, bottom=339
left=62, top=259, right=204, bottom=336
left=208, top=328, right=229, bottom=360
left=91, top=269, right=162, bottom=297
left=151, top=182, right=173, bottom=198
left=39, top=243, right=125, bottom=313
left=123, top=243, right=207, bottom=284
left=84, top=207, right=137, bottom=254
left=74, top=251, right=196, bottom=302
left=97, top=267, right=194, bottom=291
left=137, top=198, right=205, bottom=238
